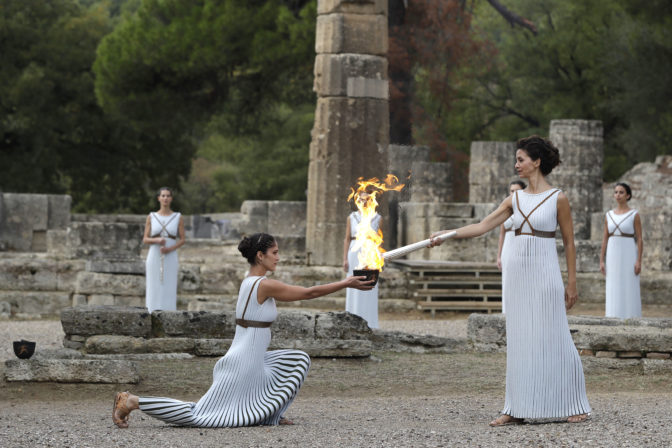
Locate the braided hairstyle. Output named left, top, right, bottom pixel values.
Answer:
left=517, top=135, right=561, bottom=176
left=238, top=233, right=276, bottom=265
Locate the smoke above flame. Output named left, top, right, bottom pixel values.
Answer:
left=347, top=174, right=405, bottom=270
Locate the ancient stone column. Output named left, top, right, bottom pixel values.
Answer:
left=548, top=120, right=603, bottom=240
left=468, top=141, right=517, bottom=204
left=306, top=0, right=390, bottom=266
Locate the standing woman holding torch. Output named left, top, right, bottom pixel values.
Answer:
left=429, top=136, right=591, bottom=425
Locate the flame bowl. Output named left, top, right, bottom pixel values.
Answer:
left=353, top=269, right=380, bottom=287
left=13, top=340, right=36, bottom=359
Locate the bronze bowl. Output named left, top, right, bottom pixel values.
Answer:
left=13, top=340, right=36, bottom=359
left=353, top=269, right=380, bottom=287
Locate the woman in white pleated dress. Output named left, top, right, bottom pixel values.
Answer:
left=599, top=182, right=643, bottom=318
left=430, top=135, right=591, bottom=425
left=113, top=233, right=374, bottom=429
left=143, top=187, right=185, bottom=312
left=343, top=191, right=382, bottom=328
left=497, top=180, right=526, bottom=314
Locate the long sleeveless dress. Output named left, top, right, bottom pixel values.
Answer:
left=138, top=276, right=311, bottom=427
left=500, top=217, right=515, bottom=314
left=345, top=211, right=381, bottom=329
left=145, top=212, right=181, bottom=312
left=605, top=209, right=641, bottom=318
left=502, top=189, right=591, bottom=418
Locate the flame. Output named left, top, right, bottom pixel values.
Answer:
left=347, top=174, right=405, bottom=270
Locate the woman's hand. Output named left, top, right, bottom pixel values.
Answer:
left=634, top=260, right=641, bottom=275
left=157, top=237, right=166, bottom=246
left=565, top=283, right=578, bottom=311
left=497, top=257, right=502, bottom=271
left=343, top=260, right=349, bottom=273
left=599, top=260, right=605, bottom=276
left=345, top=275, right=375, bottom=291
left=160, top=246, right=172, bottom=254
left=429, top=230, right=451, bottom=247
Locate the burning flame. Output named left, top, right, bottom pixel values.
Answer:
left=347, top=174, right=405, bottom=270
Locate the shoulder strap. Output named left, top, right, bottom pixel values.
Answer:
left=516, top=189, right=560, bottom=233
left=241, top=277, right=263, bottom=320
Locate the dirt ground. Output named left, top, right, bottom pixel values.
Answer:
left=2, top=351, right=671, bottom=447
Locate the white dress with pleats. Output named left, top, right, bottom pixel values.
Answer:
left=500, top=217, right=515, bottom=314
left=502, top=189, right=591, bottom=418
left=345, top=211, right=380, bottom=329
left=145, top=212, right=180, bottom=312
left=138, top=276, right=311, bottom=427
left=605, top=209, right=641, bottom=318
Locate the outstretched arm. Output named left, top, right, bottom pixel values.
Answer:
left=257, top=276, right=373, bottom=304
left=429, top=195, right=513, bottom=246
left=557, top=193, right=578, bottom=310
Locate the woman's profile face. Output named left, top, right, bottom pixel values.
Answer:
left=515, top=149, right=538, bottom=179
left=258, top=242, right=280, bottom=272
left=509, top=183, right=523, bottom=195
left=613, top=185, right=630, bottom=203
left=157, top=189, right=173, bottom=207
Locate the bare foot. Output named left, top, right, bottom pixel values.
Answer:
left=567, top=413, right=588, bottom=423
left=489, top=415, right=524, bottom=427
left=113, top=392, right=132, bottom=428
left=278, top=417, right=294, bottom=425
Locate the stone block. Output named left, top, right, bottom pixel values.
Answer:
left=409, top=161, right=452, bottom=203
left=469, top=142, right=517, bottom=204
left=83, top=335, right=195, bottom=355
left=61, top=306, right=151, bottom=337
left=240, top=201, right=269, bottom=234
left=72, top=294, right=87, bottom=306
left=318, top=0, right=387, bottom=15
left=271, top=338, right=372, bottom=357
left=46, top=230, right=69, bottom=255
left=47, top=195, right=72, bottom=229
left=595, top=351, right=617, bottom=358
left=267, top=201, right=307, bottom=236
left=646, top=352, right=671, bottom=360
left=151, top=310, right=235, bottom=338
left=194, top=339, right=233, bottom=356
left=75, top=271, right=144, bottom=296
left=578, top=349, right=594, bottom=356
left=114, top=295, right=144, bottom=307
left=571, top=325, right=672, bottom=352
left=0, top=193, right=48, bottom=251
left=86, top=258, right=145, bottom=275
left=0, top=291, right=71, bottom=315
left=467, top=313, right=506, bottom=352
left=315, top=311, right=372, bottom=339
left=641, top=358, right=672, bottom=374
left=199, top=264, right=241, bottom=294
left=346, top=77, right=388, bottom=99
left=145, top=338, right=195, bottom=354
left=4, top=359, right=139, bottom=383
left=88, top=294, right=115, bottom=306
left=273, top=310, right=317, bottom=340
left=63, top=336, right=84, bottom=350
left=618, top=351, right=643, bottom=358
left=581, top=357, right=640, bottom=374
left=314, top=54, right=387, bottom=97
left=316, top=13, right=387, bottom=56
left=67, top=221, right=144, bottom=258
left=34, top=348, right=84, bottom=359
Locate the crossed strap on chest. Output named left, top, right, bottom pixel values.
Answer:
left=235, top=277, right=272, bottom=328
left=150, top=213, right=178, bottom=239
left=514, top=189, right=560, bottom=238
left=607, top=210, right=636, bottom=238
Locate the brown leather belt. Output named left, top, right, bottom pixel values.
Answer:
left=515, top=228, right=556, bottom=238
left=608, top=233, right=634, bottom=238
left=236, top=318, right=272, bottom=328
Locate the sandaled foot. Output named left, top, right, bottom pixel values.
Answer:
left=489, top=415, right=524, bottom=427
left=113, top=391, right=132, bottom=428
left=567, top=413, right=588, bottom=423
left=278, top=417, right=294, bottom=425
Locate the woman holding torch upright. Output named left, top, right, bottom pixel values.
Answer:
left=430, top=136, right=591, bottom=425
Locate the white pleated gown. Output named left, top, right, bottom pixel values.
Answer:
left=605, top=210, right=641, bottom=318
left=502, top=190, right=591, bottom=418
left=345, top=211, right=380, bottom=329
left=138, top=276, right=311, bottom=427
left=145, top=212, right=180, bottom=313
left=500, top=217, right=515, bottom=314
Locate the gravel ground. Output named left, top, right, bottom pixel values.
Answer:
left=2, top=318, right=672, bottom=447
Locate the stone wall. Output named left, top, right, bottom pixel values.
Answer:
left=468, top=141, right=517, bottom=204
left=306, top=0, right=390, bottom=266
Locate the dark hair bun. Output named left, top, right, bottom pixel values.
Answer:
left=517, top=135, right=561, bottom=176
left=237, top=236, right=255, bottom=260
left=238, top=233, right=276, bottom=265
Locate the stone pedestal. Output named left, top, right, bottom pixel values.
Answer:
left=548, top=120, right=603, bottom=239
left=306, top=0, right=390, bottom=266
left=468, top=141, right=517, bottom=204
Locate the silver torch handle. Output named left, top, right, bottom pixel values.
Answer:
left=382, top=231, right=457, bottom=261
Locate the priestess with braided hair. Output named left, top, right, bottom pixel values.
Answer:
left=113, top=233, right=373, bottom=428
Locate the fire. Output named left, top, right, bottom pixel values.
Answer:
left=347, top=174, right=405, bottom=270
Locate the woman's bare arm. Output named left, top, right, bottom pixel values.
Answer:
left=557, top=193, right=578, bottom=310
left=257, top=276, right=373, bottom=304
left=142, top=214, right=163, bottom=245
left=599, top=216, right=609, bottom=275
left=634, top=213, right=643, bottom=275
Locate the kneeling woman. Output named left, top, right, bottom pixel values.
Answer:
left=113, top=233, right=373, bottom=428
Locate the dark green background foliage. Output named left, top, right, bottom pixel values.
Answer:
left=1, top=0, right=669, bottom=213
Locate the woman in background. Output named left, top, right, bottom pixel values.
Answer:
left=599, top=182, right=643, bottom=318
left=143, top=187, right=185, bottom=312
